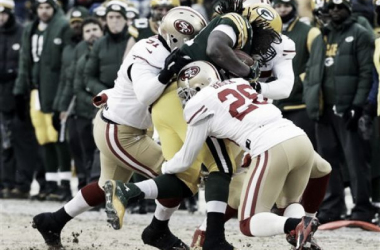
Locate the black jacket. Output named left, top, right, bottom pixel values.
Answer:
left=0, top=15, right=23, bottom=112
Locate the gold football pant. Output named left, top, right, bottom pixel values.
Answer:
left=93, top=110, right=164, bottom=188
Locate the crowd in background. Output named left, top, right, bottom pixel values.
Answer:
left=0, top=0, right=379, bottom=225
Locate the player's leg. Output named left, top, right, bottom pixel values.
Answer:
left=239, top=136, right=314, bottom=241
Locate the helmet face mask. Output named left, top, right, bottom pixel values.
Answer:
left=177, top=61, right=221, bottom=102
left=159, top=7, right=207, bottom=50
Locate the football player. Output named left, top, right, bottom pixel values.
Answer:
left=124, top=0, right=180, bottom=57
left=32, top=7, right=205, bottom=250
left=165, top=61, right=327, bottom=249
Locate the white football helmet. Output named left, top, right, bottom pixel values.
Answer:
left=159, top=7, right=207, bottom=50
left=177, top=61, right=221, bottom=101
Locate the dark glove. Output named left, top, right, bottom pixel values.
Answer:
left=244, top=61, right=261, bottom=85
left=52, top=112, right=61, bottom=132
left=358, top=114, right=374, bottom=140
left=343, top=106, right=362, bottom=131
left=158, top=49, right=192, bottom=84
left=250, top=81, right=262, bottom=94
left=14, top=94, right=27, bottom=121
left=213, top=0, right=243, bottom=14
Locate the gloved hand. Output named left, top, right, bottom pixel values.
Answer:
left=343, top=106, right=362, bottom=131
left=250, top=81, right=262, bottom=94
left=158, top=49, right=192, bottom=84
left=213, top=0, right=243, bottom=14
left=244, top=61, right=261, bottom=87
left=14, top=94, right=27, bottom=121
left=52, top=112, right=61, bottom=132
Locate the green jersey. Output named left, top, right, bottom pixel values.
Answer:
left=181, top=13, right=253, bottom=65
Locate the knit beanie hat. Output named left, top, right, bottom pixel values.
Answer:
left=328, top=0, right=352, bottom=13
left=69, top=6, right=89, bottom=23
left=36, top=0, right=58, bottom=9
left=272, top=0, right=297, bottom=9
left=105, top=0, right=128, bottom=19
left=0, top=0, right=14, bottom=13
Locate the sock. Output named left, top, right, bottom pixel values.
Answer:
left=80, top=181, right=105, bottom=206
left=150, top=216, right=169, bottom=231
left=43, top=143, right=58, bottom=172
left=224, top=205, right=237, bottom=222
left=205, top=212, right=226, bottom=240
left=199, top=218, right=207, bottom=231
left=283, top=203, right=305, bottom=218
left=52, top=207, right=73, bottom=229
left=247, top=212, right=288, bottom=236
left=56, top=142, right=71, bottom=172
left=154, top=199, right=180, bottom=221
left=64, top=190, right=93, bottom=217
left=284, top=218, right=302, bottom=234
left=301, top=174, right=330, bottom=213
left=135, top=179, right=158, bottom=199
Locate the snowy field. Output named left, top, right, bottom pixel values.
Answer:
left=0, top=179, right=379, bottom=250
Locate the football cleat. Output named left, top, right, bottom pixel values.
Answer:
left=190, top=228, right=205, bottom=249
left=103, top=180, right=142, bottom=230
left=294, top=216, right=320, bottom=250
left=32, top=213, right=63, bottom=247
left=142, top=225, right=190, bottom=250
left=286, top=230, right=322, bottom=250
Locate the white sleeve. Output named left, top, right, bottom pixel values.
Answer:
left=161, top=118, right=210, bottom=174
left=259, top=58, right=295, bottom=100
left=131, top=60, right=166, bottom=106
left=212, top=24, right=237, bottom=47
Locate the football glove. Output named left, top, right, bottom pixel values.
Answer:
left=158, top=49, right=192, bottom=84
left=244, top=61, right=261, bottom=87
left=343, top=106, right=362, bottom=131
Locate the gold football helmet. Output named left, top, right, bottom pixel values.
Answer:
left=159, top=7, right=207, bottom=50
left=242, top=3, right=282, bottom=34
left=150, top=0, right=180, bottom=8
left=177, top=61, right=221, bottom=101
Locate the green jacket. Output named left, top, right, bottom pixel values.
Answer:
left=73, top=47, right=97, bottom=119
left=54, top=32, right=83, bottom=112
left=84, top=28, right=129, bottom=95
left=303, top=17, right=374, bottom=120
left=55, top=41, right=88, bottom=111
left=274, top=17, right=320, bottom=111
left=13, top=10, right=69, bottom=113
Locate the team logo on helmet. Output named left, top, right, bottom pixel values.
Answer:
left=174, top=19, right=194, bottom=35
left=179, top=66, right=200, bottom=81
left=256, top=7, right=275, bottom=21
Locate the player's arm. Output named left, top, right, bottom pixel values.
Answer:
left=260, top=37, right=296, bottom=100
left=207, top=29, right=251, bottom=77
left=123, top=37, right=136, bottom=59
left=161, top=118, right=210, bottom=174
left=131, top=61, right=166, bottom=106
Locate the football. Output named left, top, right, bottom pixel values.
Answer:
left=233, top=50, right=254, bottom=66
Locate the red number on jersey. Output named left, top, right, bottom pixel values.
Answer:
left=218, top=84, right=261, bottom=121
left=146, top=39, right=159, bottom=48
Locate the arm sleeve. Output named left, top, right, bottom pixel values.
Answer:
left=161, top=118, right=210, bottom=174
left=84, top=40, right=107, bottom=95
left=131, top=60, right=166, bottom=106
left=260, top=55, right=295, bottom=100
left=13, top=28, right=29, bottom=96
left=353, top=29, right=374, bottom=107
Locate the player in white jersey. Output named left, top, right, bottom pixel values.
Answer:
left=31, top=7, right=206, bottom=250
left=159, top=61, right=323, bottom=250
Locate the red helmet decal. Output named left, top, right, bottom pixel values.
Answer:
left=179, top=66, right=200, bottom=81
left=174, top=19, right=194, bottom=35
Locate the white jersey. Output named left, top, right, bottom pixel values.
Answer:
left=258, top=34, right=296, bottom=100
left=162, top=78, right=304, bottom=174
left=101, top=35, right=170, bottom=129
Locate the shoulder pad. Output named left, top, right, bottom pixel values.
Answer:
left=184, top=99, right=214, bottom=126
left=134, top=18, right=149, bottom=29
left=220, top=13, right=249, bottom=49
left=130, top=37, right=168, bottom=69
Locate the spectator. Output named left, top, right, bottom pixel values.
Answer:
left=272, top=0, right=321, bottom=149
left=0, top=0, right=43, bottom=199
left=13, top=0, right=72, bottom=201
left=352, top=0, right=375, bottom=26
left=84, top=0, right=130, bottom=95
left=52, top=6, right=89, bottom=193
left=72, top=17, right=104, bottom=186
left=303, top=0, right=375, bottom=223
